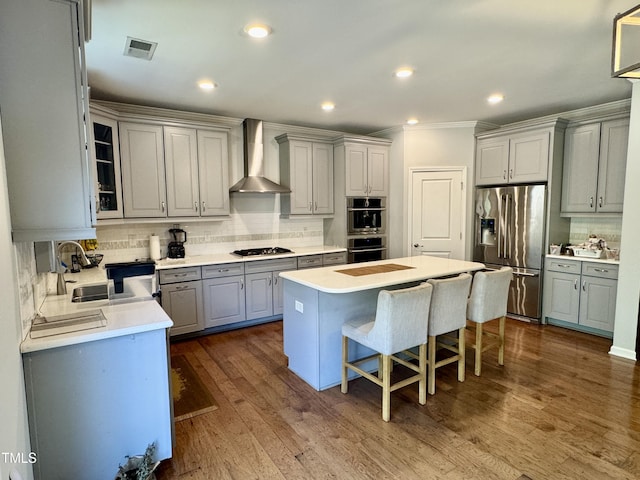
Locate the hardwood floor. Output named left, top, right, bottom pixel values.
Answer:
left=157, top=319, right=640, bottom=480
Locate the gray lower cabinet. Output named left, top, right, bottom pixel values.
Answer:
left=543, top=258, right=618, bottom=335
left=159, top=266, right=204, bottom=335
left=245, top=257, right=298, bottom=320
left=202, top=262, right=246, bottom=328
left=160, top=251, right=346, bottom=334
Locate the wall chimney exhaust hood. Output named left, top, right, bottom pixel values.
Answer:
left=229, top=119, right=290, bottom=193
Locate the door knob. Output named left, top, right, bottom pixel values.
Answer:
left=413, top=243, right=422, bottom=248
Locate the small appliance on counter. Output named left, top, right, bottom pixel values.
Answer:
left=167, top=227, right=187, bottom=259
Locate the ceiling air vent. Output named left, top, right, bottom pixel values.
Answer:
left=123, top=36, right=157, bottom=60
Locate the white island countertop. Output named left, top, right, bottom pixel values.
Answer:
left=280, top=256, right=485, bottom=294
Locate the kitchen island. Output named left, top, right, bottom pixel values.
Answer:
left=279, top=256, right=484, bottom=391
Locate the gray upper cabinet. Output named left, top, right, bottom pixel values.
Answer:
left=119, top=122, right=167, bottom=218
left=0, top=0, right=95, bottom=241
left=476, top=130, right=551, bottom=186
left=277, top=135, right=334, bottom=215
left=561, top=118, right=629, bottom=214
left=90, top=110, right=124, bottom=220
left=344, top=143, right=389, bottom=197
left=164, top=127, right=230, bottom=217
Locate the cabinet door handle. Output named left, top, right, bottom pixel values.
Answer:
left=194, top=201, right=198, bottom=212
left=202, top=201, right=206, bottom=212
left=364, top=185, right=368, bottom=195
left=509, top=169, right=513, bottom=179
left=582, top=280, right=586, bottom=292
left=274, top=276, right=278, bottom=285
left=557, top=264, right=574, bottom=268
left=314, top=201, right=318, bottom=211
left=218, top=268, right=229, bottom=273
left=598, top=197, right=603, bottom=208
left=161, top=201, right=166, bottom=212
left=268, top=275, right=272, bottom=286
left=240, top=279, right=244, bottom=290
left=176, top=285, right=189, bottom=291
left=589, top=197, right=593, bottom=208
left=574, top=279, right=578, bottom=290
left=368, top=185, right=373, bottom=194
left=308, top=202, right=312, bottom=211
left=593, top=268, right=609, bottom=273
left=175, top=273, right=188, bottom=278
left=503, top=170, right=507, bottom=180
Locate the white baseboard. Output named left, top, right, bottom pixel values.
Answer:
left=609, top=345, right=637, bottom=361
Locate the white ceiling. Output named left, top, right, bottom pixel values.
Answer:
left=86, top=0, right=636, bottom=135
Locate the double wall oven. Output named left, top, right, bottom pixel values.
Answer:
left=347, top=197, right=387, bottom=263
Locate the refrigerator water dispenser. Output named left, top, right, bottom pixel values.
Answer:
left=480, top=218, right=496, bottom=245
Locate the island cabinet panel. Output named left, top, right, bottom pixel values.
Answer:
left=120, top=122, right=167, bottom=218
left=23, top=329, right=172, bottom=480
left=282, top=279, right=382, bottom=391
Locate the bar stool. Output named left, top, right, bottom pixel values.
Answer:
left=425, top=273, right=473, bottom=395
left=341, top=282, right=433, bottom=422
left=466, top=267, right=513, bottom=376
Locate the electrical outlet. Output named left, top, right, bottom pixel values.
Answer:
left=295, top=300, right=304, bottom=313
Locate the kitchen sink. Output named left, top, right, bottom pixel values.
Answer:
left=30, top=309, right=107, bottom=338
left=71, top=284, right=109, bottom=303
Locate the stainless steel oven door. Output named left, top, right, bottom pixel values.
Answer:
left=347, top=197, right=386, bottom=235
left=347, top=236, right=387, bottom=263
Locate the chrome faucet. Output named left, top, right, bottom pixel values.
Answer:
left=56, top=241, right=90, bottom=295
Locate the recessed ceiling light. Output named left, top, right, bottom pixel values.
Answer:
left=244, top=23, right=272, bottom=38
left=198, top=81, right=216, bottom=91
left=407, top=118, right=419, bottom=125
left=487, top=93, right=504, bottom=104
left=395, top=67, right=414, bottom=78
left=321, top=102, right=335, bottom=112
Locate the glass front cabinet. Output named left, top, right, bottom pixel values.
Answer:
left=90, top=111, right=123, bottom=219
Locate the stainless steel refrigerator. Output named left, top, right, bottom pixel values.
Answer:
left=473, top=184, right=546, bottom=320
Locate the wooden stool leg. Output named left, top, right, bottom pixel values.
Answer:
left=341, top=336, right=349, bottom=394
left=457, top=326, right=465, bottom=383
left=498, top=316, right=505, bottom=366
left=419, top=343, right=427, bottom=405
left=382, top=354, right=391, bottom=422
left=428, top=335, right=436, bottom=395
left=475, top=322, right=483, bottom=376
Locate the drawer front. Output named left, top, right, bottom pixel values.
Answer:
left=297, top=255, right=324, bottom=269
left=582, top=262, right=618, bottom=280
left=546, top=258, right=580, bottom=274
left=323, top=251, right=347, bottom=266
left=158, top=266, right=202, bottom=284
left=202, top=262, right=245, bottom=279
left=245, top=257, right=298, bottom=274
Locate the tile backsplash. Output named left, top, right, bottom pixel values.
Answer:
left=568, top=217, right=622, bottom=248
left=95, top=213, right=326, bottom=263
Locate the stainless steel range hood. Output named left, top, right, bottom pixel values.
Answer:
left=229, top=119, right=290, bottom=193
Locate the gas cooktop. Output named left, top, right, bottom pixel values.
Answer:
left=232, top=247, right=293, bottom=257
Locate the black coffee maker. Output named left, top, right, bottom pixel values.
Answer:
left=167, top=227, right=187, bottom=258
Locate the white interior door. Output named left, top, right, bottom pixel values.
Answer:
left=409, top=168, right=465, bottom=259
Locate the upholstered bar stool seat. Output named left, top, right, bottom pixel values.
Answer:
left=466, top=267, right=513, bottom=376
left=425, top=273, right=473, bottom=395
left=341, top=282, right=433, bottom=422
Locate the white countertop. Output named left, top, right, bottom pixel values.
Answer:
left=546, top=254, right=619, bottom=265
left=279, top=256, right=485, bottom=293
left=155, top=245, right=346, bottom=269
left=22, top=245, right=346, bottom=353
